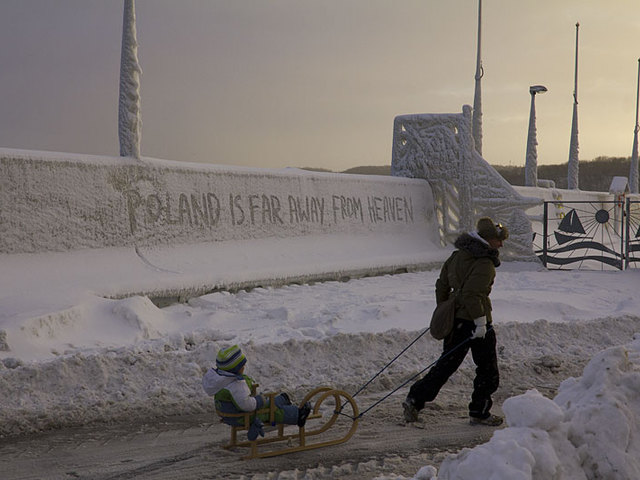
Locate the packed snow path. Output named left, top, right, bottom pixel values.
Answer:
left=1, top=312, right=638, bottom=480
left=0, top=396, right=497, bottom=480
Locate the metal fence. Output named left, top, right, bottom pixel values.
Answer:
left=626, top=199, right=640, bottom=269
left=534, top=199, right=640, bottom=270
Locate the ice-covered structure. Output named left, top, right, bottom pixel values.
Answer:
left=391, top=105, right=541, bottom=260
left=118, top=0, right=142, bottom=159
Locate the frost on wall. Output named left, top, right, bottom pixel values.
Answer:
left=118, top=0, right=142, bottom=159
left=391, top=105, right=541, bottom=260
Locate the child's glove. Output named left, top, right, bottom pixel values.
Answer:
left=247, top=418, right=265, bottom=441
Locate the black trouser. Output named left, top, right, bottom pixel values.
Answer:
left=407, top=318, right=499, bottom=419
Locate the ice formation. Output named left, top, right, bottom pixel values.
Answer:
left=118, top=0, right=142, bottom=159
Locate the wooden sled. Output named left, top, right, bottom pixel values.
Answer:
left=216, top=386, right=359, bottom=459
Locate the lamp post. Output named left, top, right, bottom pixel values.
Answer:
left=525, top=85, right=548, bottom=187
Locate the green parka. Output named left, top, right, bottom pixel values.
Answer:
left=435, top=232, right=501, bottom=324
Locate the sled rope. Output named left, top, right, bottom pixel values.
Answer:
left=349, top=326, right=431, bottom=400
left=339, top=326, right=494, bottom=421
left=351, top=335, right=473, bottom=419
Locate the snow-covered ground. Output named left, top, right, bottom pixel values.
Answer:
left=1, top=256, right=640, bottom=479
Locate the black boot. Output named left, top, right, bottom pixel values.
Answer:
left=297, top=402, right=312, bottom=427
left=402, top=397, right=419, bottom=423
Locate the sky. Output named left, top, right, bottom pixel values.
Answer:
left=1, top=0, right=639, bottom=171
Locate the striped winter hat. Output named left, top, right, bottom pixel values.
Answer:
left=216, top=345, right=247, bottom=374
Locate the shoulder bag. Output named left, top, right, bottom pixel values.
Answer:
left=429, top=266, right=473, bottom=340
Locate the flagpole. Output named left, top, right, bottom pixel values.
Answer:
left=472, top=0, right=483, bottom=156
left=567, top=22, right=580, bottom=190
left=630, top=58, right=640, bottom=194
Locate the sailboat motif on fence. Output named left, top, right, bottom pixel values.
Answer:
left=554, top=209, right=588, bottom=245
left=543, top=206, right=623, bottom=269
left=534, top=200, right=639, bottom=270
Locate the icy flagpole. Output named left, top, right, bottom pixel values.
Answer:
left=567, top=22, right=580, bottom=190
left=630, top=58, right=640, bottom=194
left=472, top=0, right=483, bottom=156
left=118, top=0, right=142, bottom=159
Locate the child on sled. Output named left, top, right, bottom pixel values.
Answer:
left=203, top=344, right=312, bottom=440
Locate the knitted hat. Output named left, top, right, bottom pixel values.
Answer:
left=476, top=217, right=509, bottom=241
left=216, top=345, right=247, bottom=374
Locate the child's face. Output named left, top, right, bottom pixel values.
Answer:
left=238, top=365, right=245, bottom=374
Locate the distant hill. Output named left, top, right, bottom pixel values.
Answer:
left=302, top=156, right=633, bottom=192
left=493, top=156, right=632, bottom=191
left=299, top=167, right=334, bottom=173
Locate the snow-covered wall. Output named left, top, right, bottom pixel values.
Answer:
left=1, top=148, right=448, bottom=305
left=0, top=149, right=438, bottom=255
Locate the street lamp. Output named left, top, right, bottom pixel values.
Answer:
left=524, top=85, right=548, bottom=187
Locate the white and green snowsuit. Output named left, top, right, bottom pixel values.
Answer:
left=202, top=367, right=298, bottom=426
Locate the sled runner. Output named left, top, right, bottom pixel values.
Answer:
left=216, top=386, right=359, bottom=459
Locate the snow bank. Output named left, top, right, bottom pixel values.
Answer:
left=430, top=334, right=640, bottom=480
left=1, top=275, right=638, bottom=446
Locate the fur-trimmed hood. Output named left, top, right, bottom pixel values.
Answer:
left=202, top=367, right=241, bottom=396
left=454, top=232, right=501, bottom=267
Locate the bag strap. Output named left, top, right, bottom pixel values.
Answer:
left=451, top=259, right=475, bottom=298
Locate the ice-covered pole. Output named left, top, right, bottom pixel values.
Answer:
left=525, top=85, right=547, bottom=187
left=630, top=58, right=640, bottom=194
left=471, top=0, right=483, bottom=156
left=567, top=22, right=580, bottom=190
left=118, top=0, right=142, bottom=159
